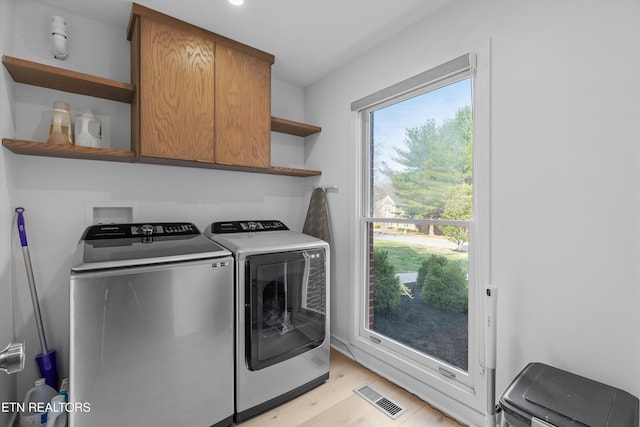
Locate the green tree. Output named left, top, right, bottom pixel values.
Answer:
left=441, top=106, right=473, bottom=186
left=440, top=186, right=471, bottom=250
left=373, top=249, right=402, bottom=314
left=418, top=255, right=468, bottom=313
left=385, top=106, right=472, bottom=233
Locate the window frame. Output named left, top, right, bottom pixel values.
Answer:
left=361, top=70, right=476, bottom=388
left=349, top=45, right=491, bottom=417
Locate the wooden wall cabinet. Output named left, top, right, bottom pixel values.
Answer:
left=215, top=44, right=271, bottom=168
left=131, top=16, right=215, bottom=164
left=128, top=3, right=273, bottom=170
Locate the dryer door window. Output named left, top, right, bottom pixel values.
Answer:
left=246, top=249, right=326, bottom=370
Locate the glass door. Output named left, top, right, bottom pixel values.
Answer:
left=246, top=249, right=326, bottom=370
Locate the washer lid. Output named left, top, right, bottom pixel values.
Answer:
left=210, top=220, right=289, bottom=234
left=204, top=222, right=327, bottom=255
left=71, top=223, right=231, bottom=271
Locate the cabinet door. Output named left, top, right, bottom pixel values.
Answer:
left=138, top=18, right=215, bottom=162
left=215, top=44, right=271, bottom=169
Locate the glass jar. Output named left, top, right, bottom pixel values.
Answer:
left=46, top=101, right=72, bottom=145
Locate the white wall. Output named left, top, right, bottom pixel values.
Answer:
left=306, top=0, right=640, bottom=423
left=3, top=0, right=317, bottom=401
left=0, top=0, right=17, bottom=424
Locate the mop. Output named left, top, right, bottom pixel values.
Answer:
left=15, top=207, right=59, bottom=389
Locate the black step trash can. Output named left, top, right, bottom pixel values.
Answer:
left=500, top=362, right=639, bottom=427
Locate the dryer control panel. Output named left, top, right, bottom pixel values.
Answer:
left=211, top=220, right=289, bottom=234
left=83, top=223, right=199, bottom=240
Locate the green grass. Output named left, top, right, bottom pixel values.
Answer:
left=374, top=238, right=467, bottom=273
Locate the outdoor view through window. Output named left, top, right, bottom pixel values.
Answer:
left=367, top=77, right=472, bottom=372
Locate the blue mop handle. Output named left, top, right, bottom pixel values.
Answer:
left=16, top=207, right=28, bottom=247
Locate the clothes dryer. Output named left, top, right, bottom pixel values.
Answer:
left=204, top=220, right=330, bottom=422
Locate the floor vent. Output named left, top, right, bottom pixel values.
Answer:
left=354, top=383, right=407, bottom=420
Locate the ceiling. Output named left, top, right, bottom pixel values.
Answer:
left=32, top=0, right=452, bottom=87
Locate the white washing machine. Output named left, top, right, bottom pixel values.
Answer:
left=204, top=220, right=330, bottom=422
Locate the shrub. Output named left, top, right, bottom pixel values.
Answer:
left=373, top=249, right=402, bottom=314
left=418, top=255, right=468, bottom=313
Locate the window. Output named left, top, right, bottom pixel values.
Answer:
left=351, top=52, right=489, bottom=400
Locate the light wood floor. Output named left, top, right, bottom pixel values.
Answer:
left=235, top=349, right=466, bottom=427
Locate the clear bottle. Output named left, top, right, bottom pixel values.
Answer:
left=74, top=108, right=101, bottom=147
left=46, top=101, right=72, bottom=145
left=20, top=378, right=58, bottom=427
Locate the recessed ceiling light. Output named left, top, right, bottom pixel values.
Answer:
left=229, top=0, right=244, bottom=5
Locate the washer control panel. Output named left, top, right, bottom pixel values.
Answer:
left=83, top=223, right=199, bottom=240
left=211, top=220, right=289, bottom=234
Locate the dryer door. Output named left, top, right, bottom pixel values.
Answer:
left=246, top=248, right=326, bottom=370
